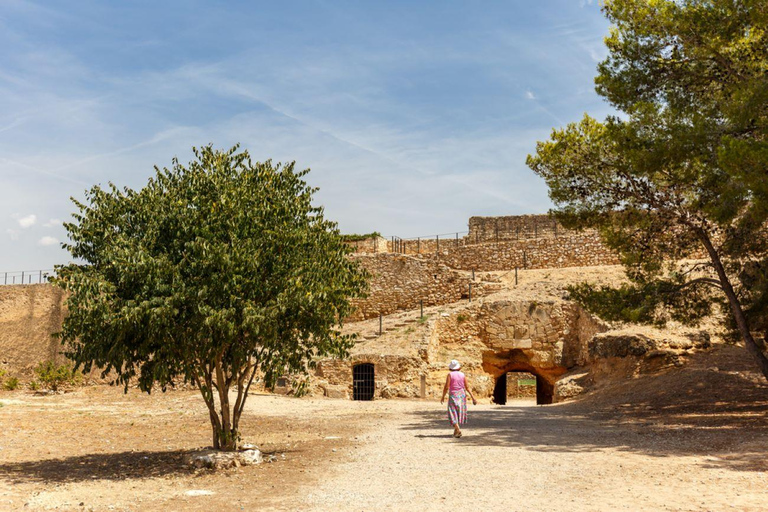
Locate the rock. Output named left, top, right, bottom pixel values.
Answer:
left=323, top=384, right=349, bottom=399
left=686, top=331, right=712, bottom=349
left=589, top=333, right=655, bottom=359
left=187, top=448, right=263, bottom=470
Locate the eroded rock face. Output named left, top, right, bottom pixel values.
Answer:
left=589, top=333, right=655, bottom=359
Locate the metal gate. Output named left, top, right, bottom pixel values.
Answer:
left=353, top=363, right=375, bottom=401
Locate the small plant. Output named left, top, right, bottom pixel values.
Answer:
left=456, top=313, right=468, bottom=324
left=418, top=314, right=430, bottom=325
left=34, top=361, right=80, bottom=392
left=404, top=326, right=415, bottom=334
left=2, top=377, right=19, bottom=391
left=28, top=380, right=40, bottom=391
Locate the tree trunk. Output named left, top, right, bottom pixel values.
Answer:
left=214, top=357, right=238, bottom=451
left=699, top=230, right=768, bottom=380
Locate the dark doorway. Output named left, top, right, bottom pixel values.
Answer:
left=353, top=363, right=375, bottom=401
left=493, top=373, right=507, bottom=405
left=493, top=371, right=549, bottom=405
left=536, top=375, right=554, bottom=405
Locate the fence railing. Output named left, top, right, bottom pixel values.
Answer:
left=0, top=269, right=55, bottom=285
left=374, top=220, right=570, bottom=256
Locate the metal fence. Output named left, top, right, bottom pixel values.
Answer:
left=380, top=220, right=567, bottom=255
left=0, top=269, right=55, bottom=285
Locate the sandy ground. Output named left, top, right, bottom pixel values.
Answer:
left=1, top=345, right=767, bottom=512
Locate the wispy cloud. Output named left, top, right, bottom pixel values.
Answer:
left=37, top=236, right=59, bottom=246
left=15, top=213, right=36, bottom=228
left=43, top=218, right=61, bottom=227
left=525, top=91, right=536, bottom=100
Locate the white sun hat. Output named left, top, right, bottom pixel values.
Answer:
left=448, top=359, right=461, bottom=370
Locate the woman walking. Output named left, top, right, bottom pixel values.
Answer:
left=440, top=359, right=477, bottom=438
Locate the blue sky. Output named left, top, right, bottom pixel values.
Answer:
left=0, top=0, right=614, bottom=272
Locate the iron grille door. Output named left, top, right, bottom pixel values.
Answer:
left=353, top=363, right=375, bottom=400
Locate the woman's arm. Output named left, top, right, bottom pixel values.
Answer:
left=440, top=374, right=450, bottom=404
left=464, top=377, right=478, bottom=405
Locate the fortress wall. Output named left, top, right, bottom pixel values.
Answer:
left=421, top=231, right=620, bottom=271
left=0, top=284, right=68, bottom=379
left=349, top=254, right=502, bottom=321
left=468, top=214, right=563, bottom=242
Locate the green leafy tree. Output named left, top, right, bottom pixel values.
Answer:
left=527, top=0, right=768, bottom=377
left=54, top=145, right=367, bottom=450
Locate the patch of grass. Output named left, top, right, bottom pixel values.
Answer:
left=28, top=380, right=40, bottom=391
left=2, top=377, right=19, bottom=391
left=34, top=361, right=81, bottom=392
left=456, top=313, right=468, bottom=324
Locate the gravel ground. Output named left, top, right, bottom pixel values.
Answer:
left=299, top=398, right=767, bottom=512
left=1, top=345, right=767, bottom=511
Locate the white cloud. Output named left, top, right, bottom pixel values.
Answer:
left=15, top=213, right=36, bottom=228
left=6, top=228, right=19, bottom=240
left=525, top=91, right=536, bottom=100
left=37, top=236, right=59, bottom=246
left=43, top=218, right=61, bottom=227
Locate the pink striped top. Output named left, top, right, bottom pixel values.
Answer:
left=449, top=371, right=466, bottom=392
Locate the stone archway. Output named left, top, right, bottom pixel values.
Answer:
left=482, top=349, right=564, bottom=405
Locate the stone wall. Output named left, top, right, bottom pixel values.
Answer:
left=0, top=284, right=68, bottom=379
left=468, top=214, right=563, bottom=242
left=420, top=232, right=619, bottom=271
left=349, top=254, right=502, bottom=321
left=344, top=236, right=389, bottom=254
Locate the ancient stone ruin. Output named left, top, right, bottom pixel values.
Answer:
left=2, top=214, right=713, bottom=404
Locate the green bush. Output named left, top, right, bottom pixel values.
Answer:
left=2, top=377, right=19, bottom=391
left=340, top=232, right=381, bottom=242
left=34, top=361, right=80, bottom=392
left=28, top=380, right=40, bottom=391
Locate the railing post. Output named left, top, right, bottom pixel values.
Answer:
left=379, top=313, right=383, bottom=336
left=515, top=267, right=518, bottom=286
left=39, top=270, right=42, bottom=283
left=455, top=232, right=458, bottom=247
left=469, top=282, right=472, bottom=302
left=417, top=237, right=420, bottom=254
left=436, top=235, right=439, bottom=253
left=3, top=272, right=6, bottom=285
left=472, top=269, right=475, bottom=280
left=21, top=271, right=24, bottom=284
left=420, top=300, right=423, bottom=319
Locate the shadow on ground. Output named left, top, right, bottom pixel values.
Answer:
left=0, top=449, right=198, bottom=484
left=405, top=346, right=768, bottom=472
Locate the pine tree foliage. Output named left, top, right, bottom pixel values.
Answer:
left=527, top=0, right=768, bottom=378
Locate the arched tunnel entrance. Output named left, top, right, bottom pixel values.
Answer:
left=493, top=372, right=554, bottom=405
left=483, top=350, right=561, bottom=405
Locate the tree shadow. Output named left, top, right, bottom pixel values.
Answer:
left=0, top=449, right=200, bottom=484
left=405, top=359, right=768, bottom=472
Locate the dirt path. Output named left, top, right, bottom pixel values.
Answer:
left=295, top=399, right=766, bottom=512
